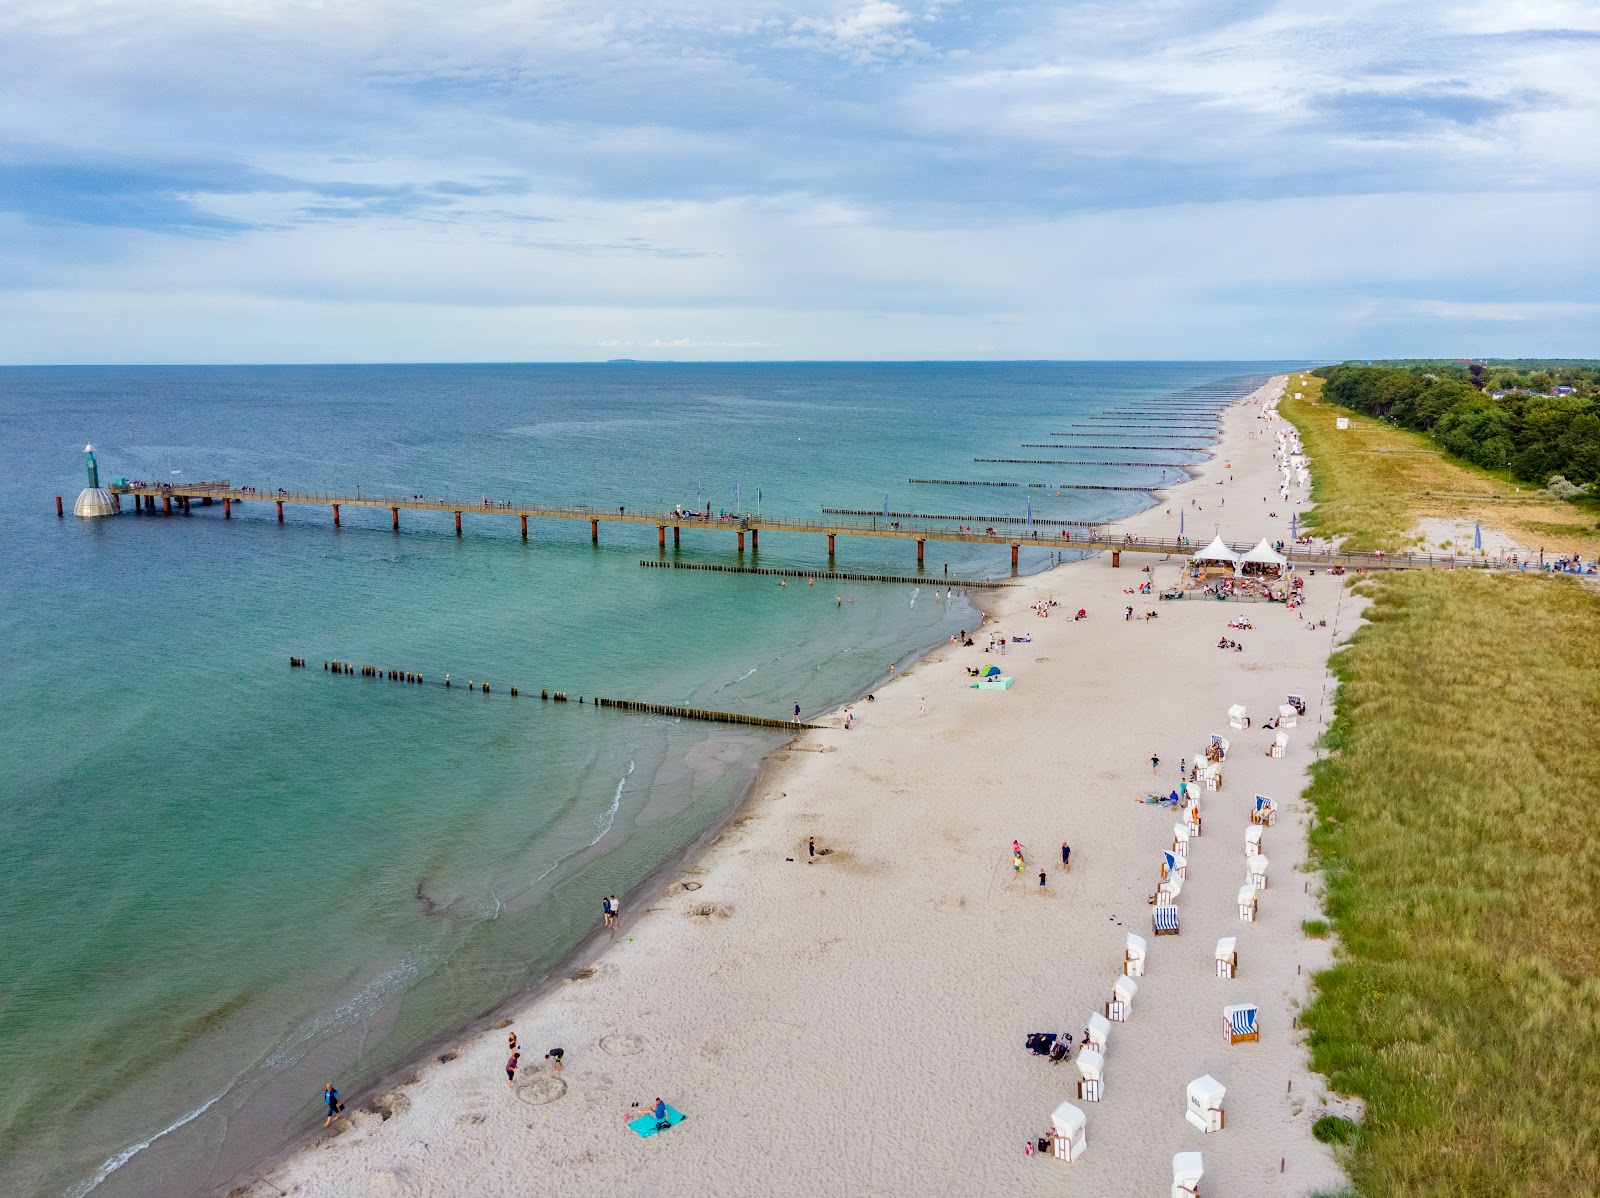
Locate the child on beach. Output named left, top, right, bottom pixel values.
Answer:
left=506, top=1050, right=520, bottom=1088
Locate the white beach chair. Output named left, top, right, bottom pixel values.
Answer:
left=1186, top=802, right=1202, bottom=838
left=1210, top=734, right=1230, bottom=760
left=1084, top=1012, right=1111, bottom=1055
left=1269, top=731, right=1288, bottom=759
left=1201, top=764, right=1221, bottom=793
left=1076, top=1047, right=1105, bottom=1101
left=1245, top=825, right=1263, bottom=855
left=1224, top=1003, right=1260, bottom=1045
left=1278, top=703, right=1298, bottom=728
left=1172, top=823, right=1191, bottom=859
left=1153, top=902, right=1180, bottom=935
left=1172, top=1150, right=1204, bottom=1197
left=1161, top=850, right=1186, bottom=882
left=1237, top=885, right=1258, bottom=922
left=1186, top=1075, right=1226, bottom=1133
left=1247, top=853, right=1269, bottom=890
left=1158, top=872, right=1184, bottom=904
left=1124, top=932, right=1147, bottom=977
left=1050, top=1101, right=1087, bottom=1161
left=1228, top=703, right=1248, bottom=730
left=1107, top=975, right=1138, bottom=1022
left=1214, top=936, right=1237, bottom=979
left=1251, top=795, right=1277, bottom=827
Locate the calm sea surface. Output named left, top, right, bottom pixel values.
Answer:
left=0, top=362, right=1300, bottom=1196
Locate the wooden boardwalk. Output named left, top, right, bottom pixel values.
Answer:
left=107, top=482, right=1511, bottom=573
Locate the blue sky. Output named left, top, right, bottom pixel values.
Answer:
left=0, top=0, right=1595, bottom=362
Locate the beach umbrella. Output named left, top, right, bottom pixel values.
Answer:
left=1474, top=521, right=1482, bottom=550
left=883, top=494, right=889, bottom=518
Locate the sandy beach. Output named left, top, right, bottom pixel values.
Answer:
left=237, top=376, right=1354, bottom=1198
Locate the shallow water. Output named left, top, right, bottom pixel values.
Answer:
left=0, top=362, right=1299, bottom=1195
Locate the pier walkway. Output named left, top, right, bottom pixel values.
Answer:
left=105, top=482, right=1512, bottom=573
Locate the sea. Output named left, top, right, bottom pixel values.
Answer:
left=0, top=362, right=1302, bottom=1196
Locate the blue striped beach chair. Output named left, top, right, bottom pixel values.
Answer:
left=1223, top=1003, right=1259, bottom=1044
left=1152, top=903, right=1180, bottom=936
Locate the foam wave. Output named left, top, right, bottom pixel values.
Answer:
left=73, top=1087, right=228, bottom=1197
left=591, top=760, right=634, bottom=847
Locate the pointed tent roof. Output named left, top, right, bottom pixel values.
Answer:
left=1192, top=535, right=1239, bottom=564
left=1239, top=537, right=1287, bottom=566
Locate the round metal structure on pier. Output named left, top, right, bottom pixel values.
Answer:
left=74, top=444, right=117, bottom=517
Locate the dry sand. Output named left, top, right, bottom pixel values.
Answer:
left=238, top=376, right=1355, bottom=1198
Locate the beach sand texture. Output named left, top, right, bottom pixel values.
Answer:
left=242, top=377, right=1352, bottom=1197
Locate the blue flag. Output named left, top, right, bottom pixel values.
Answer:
left=734, top=483, right=740, bottom=510
left=1290, top=512, right=1297, bottom=539
left=883, top=495, right=889, bottom=518
left=1179, top=508, right=1185, bottom=537
left=1474, top=521, right=1482, bottom=549
left=1026, top=500, right=1033, bottom=527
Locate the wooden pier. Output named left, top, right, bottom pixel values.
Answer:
left=640, top=560, right=1015, bottom=587
left=106, top=481, right=1507, bottom=573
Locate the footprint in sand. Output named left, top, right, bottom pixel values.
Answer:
left=600, top=1033, right=646, bottom=1056
left=935, top=897, right=966, bottom=914
left=515, top=1075, right=568, bottom=1105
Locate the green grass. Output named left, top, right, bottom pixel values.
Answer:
left=1302, top=919, right=1330, bottom=938
left=1301, top=570, right=1600, bottom=1195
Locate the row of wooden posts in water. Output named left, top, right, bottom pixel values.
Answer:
left=638, top=560, right=1014, bottom=588
left=301, top=658, right=813, bottom=729
left=909, top=478, right=1155, bottom=493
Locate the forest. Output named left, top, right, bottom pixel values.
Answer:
left=1310, top=359, right=1600, bottom=486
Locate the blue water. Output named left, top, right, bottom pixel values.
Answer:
left=0, top=362, right=1301, bottom=1196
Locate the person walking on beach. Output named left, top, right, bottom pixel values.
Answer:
left=1038, top=869, right=1048, bottom=893
left=601, top=895, right=613, bottom=929
left=808, top=836, right=816, bottom=863
left=323, top=1083, right=343, bottom=1127
left=919, top=695, right=926, bottom=716
left=506, top=1049, right=520, bottom=1088
left=609, top=895, right=621, bottom=927
left=844, top=708, right=852, bottom=730
left=1151, top=754, right=1160, bottom=773
left=793, top=701, right=801, bottom=724
left=1061, top=841, right=1071, bottom=870
left=1014, top=853, right=1025, bottom=877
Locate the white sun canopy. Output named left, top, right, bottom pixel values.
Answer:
left=1239, top=538, right=1287, bottom=566
left=1193, top=535, right=1239, bottom=565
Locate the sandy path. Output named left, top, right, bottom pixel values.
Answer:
left=242, top=376, right=1351, bottom=1198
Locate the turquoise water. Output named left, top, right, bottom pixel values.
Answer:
left=0, top=363, right=1299, bottom=1196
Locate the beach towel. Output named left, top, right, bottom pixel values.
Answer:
left=628, top=1105, right=686, bottom=1138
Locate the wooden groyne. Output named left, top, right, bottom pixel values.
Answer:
left=1019, top=442, right=1209, bottom=450
left=821, top=507, right=1099, bottom=527
left=909, top=478, right=1155, bottom=493
left=1036, top=434, right=1214, bottom=443
left=639, top=559, right=1013, bottom=587
left=308, top=657, right=820, bottom=728
left=974, top=458, right=1194, bottom=468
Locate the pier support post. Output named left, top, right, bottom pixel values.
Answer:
left=182, top=496, right=190, bottom=513
left=673, top=525, right=680, bottom=547
left=454, top=510, right=462, bottom=536
left=332, top=503, right=340, bottom=527
left=1111, top=550, right=1121, bottom=568
left=1011, top=543, right=1019, bottom=570
left=521, top=514, right=528, bottom=540
left=658, top=525, right=666, bottom=549
left=392, top=507, right=400, bottom=531
left=223, top=498, right=231, bottom=519
left=276, top=500, right=284, bottom=522
left=917, top=538, right=925, bottom=566
left=737, top=531, right=745, bottom=552
left=163, top=495, right=172, bottom=514
left=827, top=533, right=836, bottom=557
left=591, top=519, right=599, bottom=543
left=56, top=495, right=63, bottom=517
left=751, top=528, right=758, bottom=551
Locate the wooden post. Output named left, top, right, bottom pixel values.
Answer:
left=673, top=525, right=680, bottom=547
left=658, top=525, right=666, bottom=548
left=454, top=510, right=462, bottom=536
left=591, top=519, right=599, bottom=543
left=276, top=500, right=284, bottom=522
left=223, top=498, right=232, bottom=519
left=56, top=495, right=63, bottom=517
left=1011, top=543, right=1019, bottom=569
left=521, top=514, right=528, bottom=540
left=182, top=496, right=190, bottom=512
left=917, top=538, right=925, bottom=566
left=1111, top=550, right=1121, bottom=568
left=332, top=503, right=340, bottom=527
left=392, top=507, right=400, bottom=531
left=163, top=495, right=172, bottom=514
left=751, top=528, right=758, bottom=550
left=827, top=533, right=836, bottom=556
left=737, top=531, right=745, bottom=552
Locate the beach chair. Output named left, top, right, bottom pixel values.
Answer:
left=1160, top=850, right=1185, bottom=882
left=1124, top=933, right=1147, bottom=977
left=1172, top=824, right=1190, bottom=859
left=1153, top=902, right=1180, bottom=936
left=1224, top=1003, right=1260, bottom=1045
left=1214, top=936, right=1237, bottom=979
left=1269, top=731, right=1288, bottom=759
left=1185, top=1075, right=1226, bottom=1133
left=1228, top=704, right=1248, bottom=730
left=1172, top=1150, right=1204, bottom=1197
left=1247, top=853, right=1269, bottom=890
left=1157, top=872, right=1184, bottom=904
left=1107, top=975, right=1138, bottom=1022
left=1084, top=1012, right=1111, bottom=1055
left=1237, top=885, right=1258, bottom=922
left=1050, top=1101, right=1087, bottom=1161
left=1251, top=795, right=1276, bottom=827
left=1244, top=825, right=1263, bottom=855
left=1202, top=765, right=1221, bottom=793
left=1288, top=692, right=1306, bottom=716
left=1278, top=703, right=1298, bottom=728
left=1185, top=802, right=1202, bottom=838
left=1076, top=1047, right=1105, bottom=1101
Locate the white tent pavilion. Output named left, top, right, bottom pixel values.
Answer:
left=1239, top=537, right=1288, bottom=576
left=1193, top=535, right=1239, bottom=568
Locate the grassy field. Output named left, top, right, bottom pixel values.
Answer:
left=1279, top=373, right=1600, bottom=555
left=1300, top=570, right=1600, bottom=1194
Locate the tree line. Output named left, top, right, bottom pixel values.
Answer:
left=1311, top=360, right=1600, bottom=486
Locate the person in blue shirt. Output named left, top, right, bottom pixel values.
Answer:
left=653, top=1097, right=669, bottom=1129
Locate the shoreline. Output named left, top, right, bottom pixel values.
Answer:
left=229, top=375, right=1354, bottom=1198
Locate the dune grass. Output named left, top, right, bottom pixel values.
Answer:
left=1301, top=570, right=1600, bottom=1195
left=1279, top=372, right=1600, bottom=555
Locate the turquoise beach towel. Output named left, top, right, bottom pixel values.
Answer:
left=628, top=1105, right=686, bottom=1138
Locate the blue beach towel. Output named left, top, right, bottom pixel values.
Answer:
left=628, top=1105, right=686, bottom=1138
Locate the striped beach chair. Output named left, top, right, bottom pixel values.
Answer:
left=1223, top=1003, right=1259, bottom=1045
left=1251, top=795, right=1277, bottom=826
left=1153, top=902, right=1180, bottom=935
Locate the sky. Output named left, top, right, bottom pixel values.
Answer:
left=0, top=0, right=1596, bottom=363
